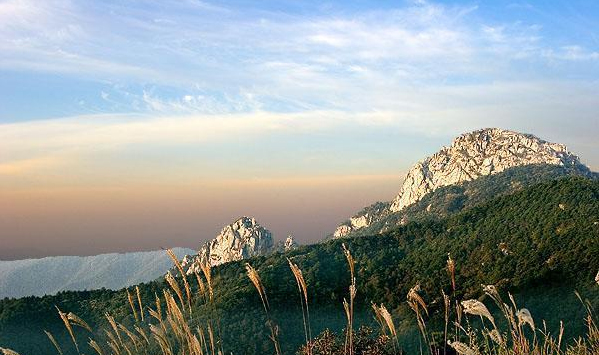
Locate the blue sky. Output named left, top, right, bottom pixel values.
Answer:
left=2, top=0, right=599, bottom=123
left=0, top=0, right=598, bottom=258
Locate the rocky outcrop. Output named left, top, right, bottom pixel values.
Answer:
left=181, top=217, right=299, bottom=274
left=333, top=225, right=353, bottom=239
left=182, top=217, right=273, bottom=273
left=275, top=235, right=298, bottom=252
left=332, top=128, right=590, bottom=238
left=389, top=128, right=585, bottom=212
left=333, top=202, right=389, bottom=238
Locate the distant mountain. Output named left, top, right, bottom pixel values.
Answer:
left=333, top=128, right=593, bottom=238
left=181, top=216, right=297, bottom=273
left=0, top=248, right=194, bottom=299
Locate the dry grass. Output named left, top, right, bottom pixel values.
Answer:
left=407, top=284, right=432, bottom=355
left=0, top=348, right=22, bottom=355
left=56, top=307, right=79, bottom=353
left=136, top=286, right=144, bottom=322
left=288, top=257, right=312, bottom=355
left=342, top=243, right=357, bottom=355
left=44, top=331, right=63, bottom=355
left=447, top=253, right=456, bottom=293
left=167, top=249, right=193, bottom=313
left=372, top=303, right=399, bottom=353
left=246, top=262, right=282, bottom=355
left=400, top=257, right=599, bottom=355
left=127, top=288, right=140, bottom=322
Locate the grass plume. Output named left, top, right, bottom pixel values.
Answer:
left=342, top=243, right=356, bottom=355
left=246, top=262, right=282, bottom=355
left=288, top=257, right=312, bottom=355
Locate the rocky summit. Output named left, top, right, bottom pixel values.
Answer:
left=334, top=128, right=589, bottom=238
left=389, top=128, right=584, bottom=212
left=181, top=217, right=296, bottom=274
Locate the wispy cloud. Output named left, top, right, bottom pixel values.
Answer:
left=2, top=77, right=598, bottom=183
left=0, top=156, right=65, bottom=175
left=2, top=0, right=598, bottom=119
left=1, top=1, right=598, bottom=169
left=543, top=45, right=599, bottom=61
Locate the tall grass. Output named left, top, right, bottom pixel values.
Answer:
left=1, top=247, right=597, bottom=355
left=246, top=262, right=282, bottom=355
left=405, top=256, right=599, bottom=355
left=1, top=348, right=22, bottom=355
left=342, top=243, right=357, bottom=355
left=288, top=257, right=312, bottom=355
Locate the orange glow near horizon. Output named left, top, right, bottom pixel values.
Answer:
left=0, top=174, right=402, bottom=260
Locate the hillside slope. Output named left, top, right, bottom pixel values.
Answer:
left=333, top=164, right=595, bottom=238
left=0, top=177, right=597, bottom=354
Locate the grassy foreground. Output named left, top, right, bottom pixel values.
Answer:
left=1, top=246, right=598, bottom=355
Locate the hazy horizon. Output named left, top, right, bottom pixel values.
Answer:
left=1, top=0, right=599, bottom=260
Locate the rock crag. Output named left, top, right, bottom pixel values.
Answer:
left=182, top=217, right=297, bottom=274
left=389, top=128, right=584, bottom=212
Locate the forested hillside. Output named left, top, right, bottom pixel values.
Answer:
left=335, top=164, right=594, bottom=238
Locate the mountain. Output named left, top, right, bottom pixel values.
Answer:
left=0, top=248, right=194, bottom=299
left=333, top=128, right=592, bottom=238
left=181, top=216, right=297, bottom=274
left=1, top=177, right=597, bottom=355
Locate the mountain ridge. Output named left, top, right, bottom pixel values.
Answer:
left=0, top=247, right=194, bottom=299
left=333, top=128, right=592, bottom=238
left=390, top=128, right=588, bottom=212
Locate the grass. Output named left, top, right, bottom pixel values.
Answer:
left=0, top=247, right=597, bottom=355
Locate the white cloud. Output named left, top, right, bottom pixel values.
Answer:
left=1, top=0, right=594, bottom=93
left=543, top=46, right=599, bottom=61
left=2, top=77, right=598, bottom=171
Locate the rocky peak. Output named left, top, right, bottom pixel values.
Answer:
left=183, top=216, right=274, bottom=273
left=389, top=128, right=584, bottom=212
left=181, top=217, right=301, bottom=274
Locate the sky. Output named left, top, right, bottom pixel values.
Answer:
left=1, top=0, right=598, bottom=260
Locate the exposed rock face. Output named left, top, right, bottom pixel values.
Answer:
left=333, top=202, right=389, bottom=238
left=389, top=128, right=584, bottom=212
left=332, top=128, right=589, bottom=238
left=275, top=235, right=299, bottom=252
left=183, top=217, right=273, bottom=273
left=333, top=225, right=353, bottom=238
left=181, top=217, right=300, bottom=274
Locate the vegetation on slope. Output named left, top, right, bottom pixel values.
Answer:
left=337, top=164, right=595, bottom=238
left=0, top=177, right=597, bottom=355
